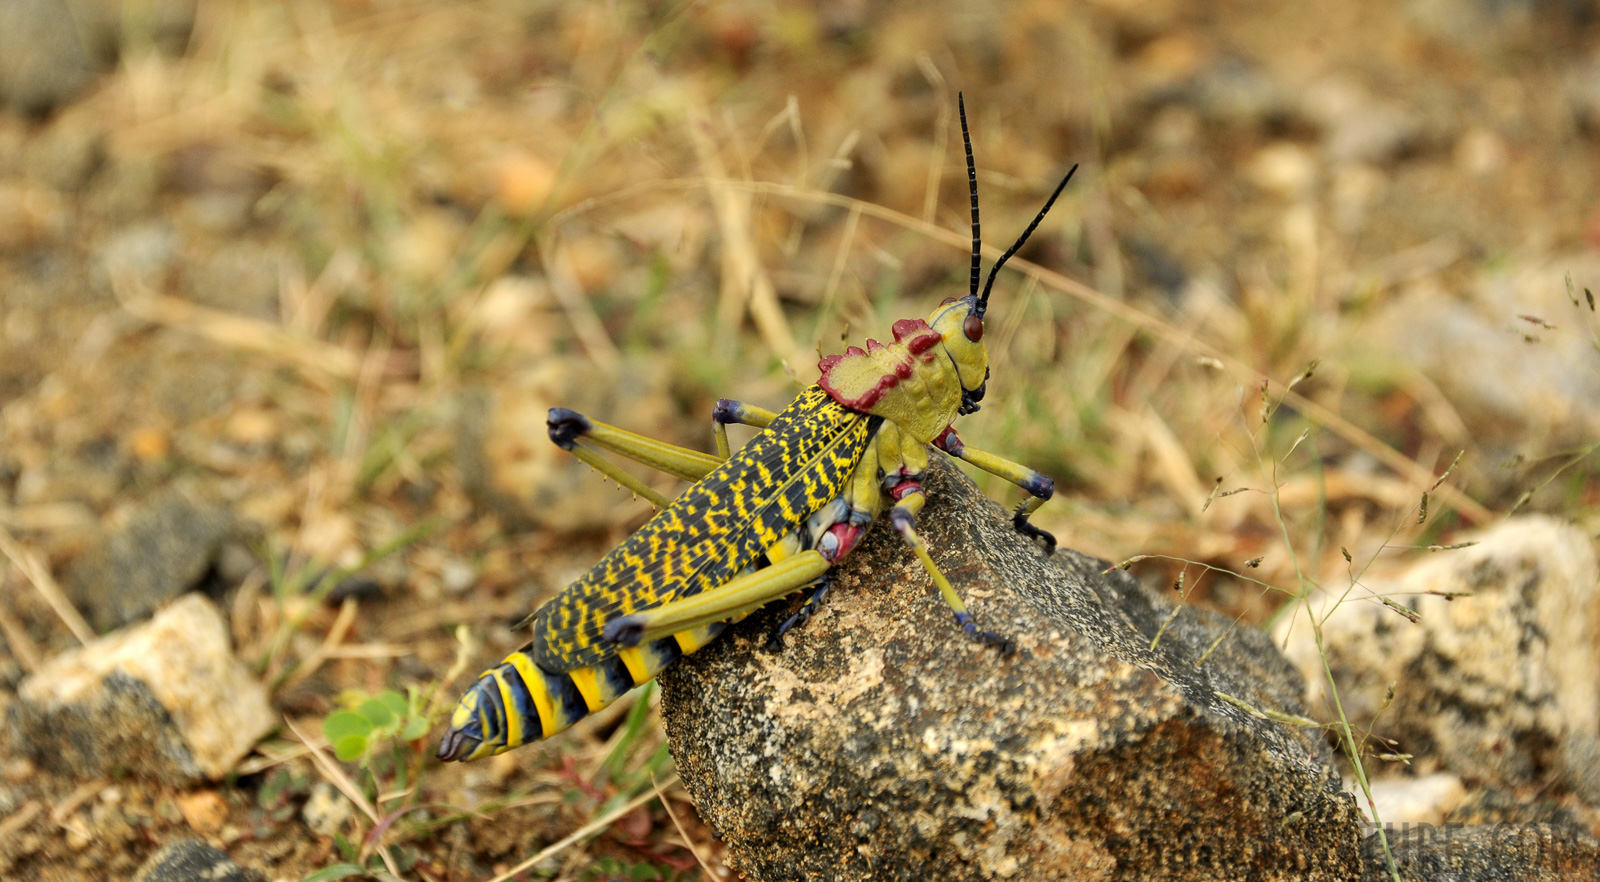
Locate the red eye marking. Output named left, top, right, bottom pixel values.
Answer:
left=963, top=313, right=984, bottom=341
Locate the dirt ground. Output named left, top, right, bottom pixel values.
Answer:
left=1, top=0, right=1598, bottom=880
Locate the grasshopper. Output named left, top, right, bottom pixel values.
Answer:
left=438, top=95, right=1076, bottom=762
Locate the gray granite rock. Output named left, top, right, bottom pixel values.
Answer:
left=1362, top=823, right=1600, bottom=881
left=9, top=594, right=274, bottom=784
left=660, top=456, right=1362, bottom=881
left=66, top=486, right=235, bottom=632
left=1280, top=516, right=1600, bottom=803
left=133, top=839, right=263, bottom=882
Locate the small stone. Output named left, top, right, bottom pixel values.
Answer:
left=661, top=457, right=1362, bottom=880
left=25, top=120, right=104, bottom=193
left=1184, top=55, right=1288, bottom=129
left=9, top=594, right=275, bottom=784
left=1304, top=79, right=1420, bottom=165
left=1453, top=127, right=1507, bottom=176
left=1361, top=773, right=1466, bottom=825
left=175, top=789, right=229, bottom=834
left=442, top=558, right=477, bottom=594
left=494, top=151, right=557, bottom=215
left=96, top=222, right=179, bottom=287
left=301, top=782, right=357, bottom=839
left=0, top=0, right=94, bottom=113
left=66, top=486, right=235, bottom=631
left=132, top=839, right=264, bottom=882
left=1248, top=142, right=1318, bottom=199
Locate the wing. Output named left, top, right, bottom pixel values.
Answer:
left=531, top=385, right=873, bottom=672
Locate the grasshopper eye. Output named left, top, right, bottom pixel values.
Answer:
left=963, top=313, right=984, bottom=342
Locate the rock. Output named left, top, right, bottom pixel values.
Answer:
left=1362, top=824, right=1600, bottom=881
left=660, top=456, right=1362, bottom=881
left=0, top=0, right=94, bottom=114
left=1279, top=516, right=1600, bottom=802
left=9, top=594, right=275, bottom=784
left=1303, top=79, right=1421, bottom=165
left=96, top=221, right=179, bottom=287
left=1362, top=264, right=1600, bottom=453
left=133, top=839, right=263, bottom=882
left=1362, top=773, right=1467, bottom=826
left=25, top=120, right=105, bottom=193
left=302, top=781, right=358, bottom=839
left=1180, top=55, right=1290, bottom=130
left=66, top=486, right=235, bottom=632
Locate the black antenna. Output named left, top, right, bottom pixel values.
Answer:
left=975, top=162, right=1078, bottom=320
left=959, top=93, right=981, bottom=300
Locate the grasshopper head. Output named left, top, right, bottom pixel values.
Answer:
left=928, top=295, right=990, bottom=415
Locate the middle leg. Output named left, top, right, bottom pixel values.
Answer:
left=887, top=483, right=1015, bottom=654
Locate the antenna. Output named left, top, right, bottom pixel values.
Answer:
left=975, top=163, right=1078, bottom=319
left=959, top=93, right=981, bottom=300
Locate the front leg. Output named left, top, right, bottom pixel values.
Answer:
left=933, top=428, right=1056, bottom=554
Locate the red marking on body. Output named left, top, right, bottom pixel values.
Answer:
left=889, top=478, right=923, bottom=501
left=820, top=523, right=863, bottom=562
left=933, top=425, right=962, bottom=455
left=893, top=319, right=942, bottom=355
left=818, top=320, right=943, bottom=410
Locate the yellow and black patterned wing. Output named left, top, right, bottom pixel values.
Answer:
left=530, top=386, right=872, bottom=673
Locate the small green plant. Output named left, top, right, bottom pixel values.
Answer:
left=323, top=688, right=432, bottom=763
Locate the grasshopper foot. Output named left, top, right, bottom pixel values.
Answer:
left=1012, top=507, right=1057, bottom=556
left=547, top=408, right=592, bottom=449
left=766, top=579, right=831, bottom=652
left=955, top=612, right=1015, bottom=656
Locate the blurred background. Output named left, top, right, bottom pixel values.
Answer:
left=1, top=0, right=1598, bottom=878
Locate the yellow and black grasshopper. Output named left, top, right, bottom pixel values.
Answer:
left=438, top=95, right=1077, bottom=762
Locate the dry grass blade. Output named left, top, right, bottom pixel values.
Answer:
left=116, top=285, right=362, bottom=388
left=653, top=773, right=715, bottom=877
left=277, top=597, right=361, bottom=693
left=540, top=237, right=621, bottom=369
left=0, top=524, right=94, bottom=645
left=484, top=776, right=681, bottom=882
left=686, top=102, right=805, bottom=374
left=0, top=596, right=42, bottom=672
left=0, top=801, right=42, bottom=841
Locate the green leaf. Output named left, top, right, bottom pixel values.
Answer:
left=303, top=864, right=369, bottom=882
left=357, top=697, right=396, bottom=730
left=400, top=716, right=430, bottom=741
left=323, top=710, right=374, bottom=743
left=377, top=690, right=408, bottom=718
left=332, top=734, right=370, bottom=762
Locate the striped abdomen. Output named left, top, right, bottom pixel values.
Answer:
left=437, top=499, right=847, bottom=761
left=438, top=621, right=730, bottom=761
